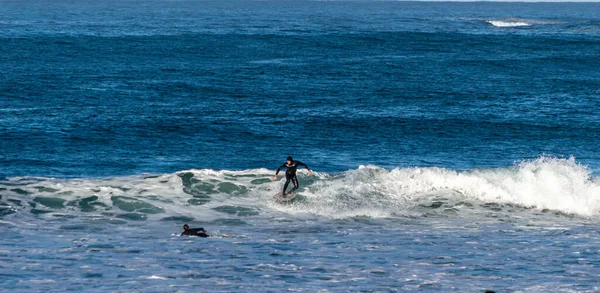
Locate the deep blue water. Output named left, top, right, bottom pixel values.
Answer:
left=1, top=1, right=600, bottom=292
left=2, top=0, right=600, bottom=177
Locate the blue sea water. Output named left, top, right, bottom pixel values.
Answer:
left=1, top=0, right=600, bottom=292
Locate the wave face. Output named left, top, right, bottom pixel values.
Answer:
left=1, top=157, right=598, bottom=223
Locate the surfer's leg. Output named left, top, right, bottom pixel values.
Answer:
left=283, top=174, right=291, bottom=195
left=290, top=176, right=299, bottom=192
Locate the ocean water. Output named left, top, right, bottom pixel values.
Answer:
left=1, top=1, right=600, bottom=292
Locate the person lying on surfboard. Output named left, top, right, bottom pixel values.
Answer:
left=181, top=224, right=210, bottom=237
left=274, top=156, right=313, bottom=196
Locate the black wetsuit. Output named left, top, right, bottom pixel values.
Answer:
left=181, top=228, right=209, bottom=237
left=276, top=160, right=310, bottom=195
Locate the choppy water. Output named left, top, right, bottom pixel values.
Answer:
left=1, top=1, right=600, bottom=292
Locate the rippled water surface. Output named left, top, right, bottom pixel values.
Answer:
left=2, top=1, right=600, bottom=292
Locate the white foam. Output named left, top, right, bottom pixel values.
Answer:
left=145, top=275, right=167, bottom=280
left=1, top=158, right=598, bottom=221
left=487, top=20, right=531, bottom=27
left=269, top=157, right=600, bottom=218
left=385, top=156, right=600, bottom=216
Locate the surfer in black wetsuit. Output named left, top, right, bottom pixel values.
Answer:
left=181, top=224, right=209, bottom=237
left=274, top=156, right=312, bottom=196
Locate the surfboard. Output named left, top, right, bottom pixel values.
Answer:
left=274, top=191, right=296, bottom=203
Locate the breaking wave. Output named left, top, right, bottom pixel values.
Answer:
left=487, top=20, right=531, bottom=28
left=485, top=18, right=560, bottom=28
left=0, top=157, right=598, bottom=223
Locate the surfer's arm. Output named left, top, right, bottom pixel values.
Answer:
left=274, top=164, right=286, bottom=180
left=297, top=161, right=313, bottom=175
left=275, top=164, right=287, bottom=175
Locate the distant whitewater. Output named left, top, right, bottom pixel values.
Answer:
left=1, top=157, right=598, bottom=223
left=487, top=20, right=531, bottom=27
left=485, top=18, right=561, bottom=28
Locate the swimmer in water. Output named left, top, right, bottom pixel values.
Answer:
left=180, top=224, right=209, bottom=237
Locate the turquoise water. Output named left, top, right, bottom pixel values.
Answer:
left=1, top=1, right=600, bottom=292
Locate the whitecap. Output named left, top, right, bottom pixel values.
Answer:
left=487, top=20, right=531, bottom=27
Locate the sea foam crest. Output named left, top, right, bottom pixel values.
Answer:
left=0, top=158, right=598, bottom=221
left=485, top=18, right=559, bottom=28
left=411, top=157, right=599, bottom=216
left=288, top=157, right=600, bottom=218
left=487, top=20, right=531, bottom=27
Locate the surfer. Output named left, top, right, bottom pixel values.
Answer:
left=274, top=156, right=312, bottom=196
left=181, top=224, right=210, bottom=237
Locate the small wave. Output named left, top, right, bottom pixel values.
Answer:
left=487, top=20, right=531, bottom=28
left=485, top=18, right=561, bottom=28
